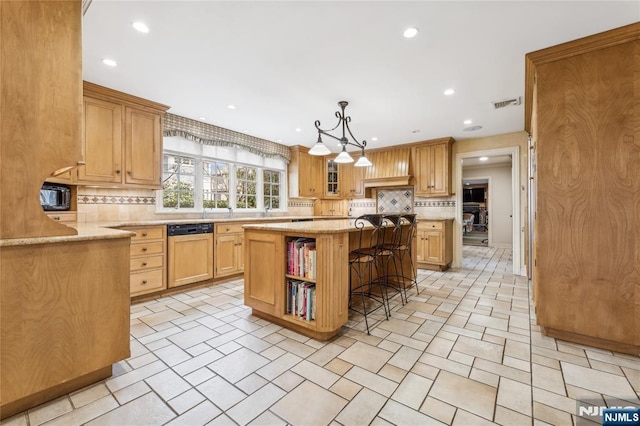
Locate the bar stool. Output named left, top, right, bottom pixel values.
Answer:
left=379, top=213, right=419, bottom=303
left=349, top=214, right=391, bottom=334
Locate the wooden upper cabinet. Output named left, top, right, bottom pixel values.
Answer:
left=340, top=163, right=365, bottom=198
left=78, top=82, right=169, bottom=189
left=324, top=159, right=340, bottom=197
left=125, top=107, right=162, bottom=186
left=412, top=139, right=453, bottom=197
left=80, top=97, right=123, bottom=183
left=288, top=146, right=324, bottom=198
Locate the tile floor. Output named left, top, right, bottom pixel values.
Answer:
left=2, top=246, right=639, bottom=426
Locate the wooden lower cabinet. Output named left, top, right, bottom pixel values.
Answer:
left=0, top=237, right=131, bottom=418
left=416, top=220, right=453, bottom=271
left=214, top=223, right=244, bottom=278
left=314, top=199, right=346, bottom=216
left=124, top=226, right=166, bottom=296
left=168, top=233, right=214, bottom=287
left=244, top=228, right=349, bottom=340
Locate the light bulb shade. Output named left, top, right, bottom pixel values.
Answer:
left=334, top=150, right=354, bottom=163
left=309, top=140, right=331, bottom=156
left=354, top=154, right=372, bottom=167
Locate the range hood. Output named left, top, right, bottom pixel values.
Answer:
left=362, top=146, right=412, bottom=188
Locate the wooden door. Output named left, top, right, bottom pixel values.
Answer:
left=215, top=234, right=238, bottom=277
left=429, top=143, right=449, bottom=195
left=125, top=107, right=162, bottom=187
left=340, top=164, right=365, bottom=198
left=413, top=146, right=432, bottom=196
left=298, top=151, right=313, bottom=197
left=168, top=233, right=213, bottom=287
left=244, top=230, right=283, bottom=316
left=79, top=97, right=122, bottom=184
left=424, top=230, right=443, bottom=263
left=325, top=159, right=340, bottom=197
left=415, top=229, right=426, bottom=263
left=310, top=155, right=324, bottom=195
left=236, top=235, right=245, bottom=272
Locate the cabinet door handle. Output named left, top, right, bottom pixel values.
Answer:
left=116, top=169, right=121, bottom=174
left=142, top=262, right=147, bottom=266
left=141, top=232, right=148, bottom=237
left=226, top=227, right=230, bottom=232
left=53, top=216, right=61, bottom=221
left=141, top=247, right=147, bottom=252
left=142, top=280, right=148, bottom=285
left=127, top=171, right=132, bottom=175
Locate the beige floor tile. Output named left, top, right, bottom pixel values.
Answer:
left=227, top=384, right=286, bottom=425
left=206, top=329, right=247, bottom=348
left=532, top=387, right=578, bottom=414
left=453, top=335, right=503, bottom=363
left=153, top=344, right=192, bottom=367
left=186, top=342, right=214, bottom=357
left=497, top=377, right=532, bottom=416
left=344, top=366, right=399, bottom=397
left=291, top=360, right=340, bottom=389
left=419, top=353, right=471, bottom=377
left=259, top=345, right=286, bottom=361
left=86, top=393, right=175, bottom=425
left=473, top=358, right=531, bottom=385
left=385, top=332, right=429, bottom=351
left=249, top=323, right=282, bottom=339
left=324, top=357, right=353, bottom=376
left=208, top=347, right=269, bottom=383
left=532, top=363, right=566, bottom=395
left=532, top=353, right=561, bottom=370
left=271, top=381, right=346, bottom=426
left=429, top=371, right=497, bottom=420
left=275, top=338, right=316, bottom=358
left=391, top=372, right=433, bottom=409
left=105, top=360, right=168, bottom=392
left=271, top=371, right=304, bottom=392
left=379, top=399, right=446, bottom=426
left=419, top=396, right=456, bottom=424
left=622, top=367, right=640, bottom=393
left=247, top=410, right=287, bottom=426
left=165, top=401, right=221, bottom=426
left=306, top=343, right=346, bottom=366
left=217, top=341, right=243, bottom=355
left=168, top=325, right=219, bottom=350
left=504, top=355, right=531, bottom=372
left=585, top=350, right=640, bottom=370
left=532, top=346, right=590, bottom=367
left=411, top=362, right=440, bottom=380
left=376, top=317, right=420, bottom=337
left=329, top=378, right=362, bottom=400
left=425, top=336, right=455, bottom=357
left=256, top=352, right=302, bottom=381
left=336, top=388, right=388, bottom=425
left=451, top=409, right=495, bottom=426
left=448, top=350, right=475, bottom=366
left=561, top=361, right=636, bottom=398
left=171, top=348, right=223, bottom=376
left=338, top=341, right=393, bottom=373
left=27, top=397, right=74, bottom=426
left=196, top=376, right=246, bottom=411
left=378, top=364, right=408, bottom=383
left=167, top=388, right=206, bottom=414
left=495, top=405, right=533, bottom=426
left=387, top=345, right=422, bottom=370
left=469, top=367, right=500, bottom=388
left=469, top=312, right=509, bottom=331
left=183, top=367, right=216, bottom=387
left=145, top=369, right=191, bottom=401
left=139, top=309, right=184, bottom=327
left=42, top=396, right=119, bottom=426
left=69, top=383, right=110, bottom=409
left=533, top=401, right=573, bottom=425
left=588, top=359, right=624, bottom=376
left=236, top=373, right=268, bottom=394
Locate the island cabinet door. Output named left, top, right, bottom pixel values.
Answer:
left=244, top=230, right=283, bottom=316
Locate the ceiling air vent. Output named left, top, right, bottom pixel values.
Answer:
left=492, top=96, right=521, bottom=109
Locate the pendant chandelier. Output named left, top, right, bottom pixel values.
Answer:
left=309, top=101, right=372, bottom=167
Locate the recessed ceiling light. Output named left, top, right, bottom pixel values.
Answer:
left=227, top=105, right=236, bottom=110
left=132, top=21, right=149, bottom=33
left=403, top=27, right=419, bottom=38
left=444, top=89, right=455, bottom=96
left=371, top=137, right=378, bottom=141
left=463, top=125, right=483, bottom=132
left=465, top=182, right=470, bottom=185
left=198, top=116, right=207, bottom=121
left=464, top=119, right=472, bottom=125
left=479, top=156, right=489, bottom=161
left=102, top=58, right=117, bottom=67
left=295, top=128, right=302, bottom=132
left=412, top=130, right=421, bottom=134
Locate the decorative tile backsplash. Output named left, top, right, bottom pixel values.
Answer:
left=288, top=200, right=315, bottom=208
left=414, top=200, right=456, bottom=208
left=78, top=194, right=156, bottom=205
left=376, top=188, right=414, bottom=213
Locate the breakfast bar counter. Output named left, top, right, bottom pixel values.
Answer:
left=242, top=219, right=415, bottom=340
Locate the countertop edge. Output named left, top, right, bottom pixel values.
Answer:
left=0, top=226, right=135, bottom=247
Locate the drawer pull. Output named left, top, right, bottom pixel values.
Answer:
left=226, top=227, right=230, bottom=232
left=141, top=280, right=148, bottom=285
left=142, top=262, right=147, bottom=266
left=141, top=232, right=148, bottom=237
left=53, top=216, right=60, bottom=221
left=141, top=247, right=148, bottom=252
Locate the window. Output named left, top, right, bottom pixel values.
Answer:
left=162, top=154, right=195, bottom=208
left=203, top=160, right=229, bottom=208
left=159, top=137, right=287, bottom=212
left=236, top=166, right=257, bottom=209
left=263, top=170, right=280, bottom=209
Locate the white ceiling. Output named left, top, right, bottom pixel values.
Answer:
left=82, top=1, right=639, bottom=153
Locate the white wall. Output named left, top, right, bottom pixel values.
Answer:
left=463, top=163, right=512, bottom=247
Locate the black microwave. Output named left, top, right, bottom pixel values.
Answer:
left=40, top=183, right=71, bottom=211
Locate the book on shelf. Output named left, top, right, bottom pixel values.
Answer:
left=286, top=279, right=316, bottom=321
left=287, top=238, right=316, bottom=279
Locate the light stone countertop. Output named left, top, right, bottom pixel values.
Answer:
left=0, top=224, right=135, bottom=247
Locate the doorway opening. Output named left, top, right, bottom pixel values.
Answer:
left=462, top=178, right=489, bottom=247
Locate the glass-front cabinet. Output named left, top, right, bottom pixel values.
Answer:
left=325, top=159, right=340, bottom=197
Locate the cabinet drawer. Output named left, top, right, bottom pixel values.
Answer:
left=129, top=226, right=164, bottom=241
left=130, top=254, right=164, bottom=272
left=46, top=212, right=77, bottom=223
left=419, top=221, right=443, bottom=230
left=130, top=269, right=165, bottom=295
left=130, top=241, right=164, bottom=256
left=215, top=223, right=243, bottom=234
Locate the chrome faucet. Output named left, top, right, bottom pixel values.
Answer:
left=265, top=206, right=271, bottom=217
left=227, top=207, right=233, bottom=218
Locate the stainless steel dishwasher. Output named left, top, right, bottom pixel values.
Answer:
left=167, top=223, right=214, bottom=288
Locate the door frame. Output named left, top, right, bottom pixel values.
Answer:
left=454, top=146, right=522, bottom=275
left=462, top=176, right=492, bottom=247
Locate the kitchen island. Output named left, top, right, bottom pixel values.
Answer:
left=242, top=219, right=415, bottom=340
